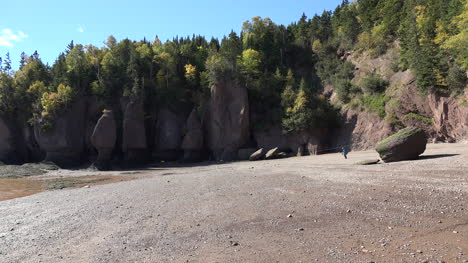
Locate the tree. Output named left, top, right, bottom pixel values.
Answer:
left=442, top=1, right=468, bottom=69
left=3, top=52, right=12, bottom=75
left=20, top=52, right=28, bottom=70
left=238, top=49, right=262, bottom=77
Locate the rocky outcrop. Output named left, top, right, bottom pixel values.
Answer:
left=344, top=48, right=468, bottom=146
left=426, top=93, right=467, bottom=142
left=254, top=126, right=325, bottom=155
left=181, top=109, right=204, bottom=161
left=332, top=109, right=394, bottom=151
left=0, top=117, right=15, bottom=163
left=122, top=100, right=147, bottom=164
left=376, top=127, right=427, bottom=162
left=205, top=80, right=250, bottom=160
left=34, top=99, right=87, bottom=167
left=153, top=108, right=184, bottom=161
left=91, top=110, right=116, bottom=170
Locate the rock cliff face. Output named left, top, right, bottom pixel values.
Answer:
left=332, top=109, right=394, bottom=151
left=330, top=49, right=468, bottom=151
left=153, top=108, right=185, bottom=161
left=34, top=99, right=87, bottom=167
left=0, top=117, right=17, bottom=163
left=91, top=110, right=117, bottom=170
left=205, top=80, right=250, bottom=160
left=181, top=109, right=204, bottom=161
left=122, top=100, right=147, bottom=164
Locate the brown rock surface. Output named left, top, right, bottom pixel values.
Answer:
left=91, top=110, right=117, bottom=170
left=34, top=99, right=87, bottom=167
left=205, top=80, right=249, bottom=160
left=122, top=100, right=147, bottom=163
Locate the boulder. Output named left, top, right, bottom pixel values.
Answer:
left=205, top=79, right=249, bottom=160
left=34, top=99, right=87, bottom=167
left=91, top=110, right=116, bottom=170
left=153, top=108, right=184, bottom=161
left=265, top=147, right=280, bottom=160
left=181, top=109, right=204, bottom=161
left=249, top=148, right=265, bottom=161
left=375, top=127, right=427, bottom=163
left=253, top=126, right=325, bottom=155
left=122, top=100, right=147, bottom=164
left=277, top=152, right=289, bottom=159
left=238, top=148, right=257, bottom=160
left=355, top=159, right=380, bottom=165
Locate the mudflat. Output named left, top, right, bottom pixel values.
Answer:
left=0, top=143, right=467, bottom=262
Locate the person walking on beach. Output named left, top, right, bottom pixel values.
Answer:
left=342, top=146, right=348, bottom=159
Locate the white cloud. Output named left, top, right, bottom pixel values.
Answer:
left=0, top=28, right=28, bottom=47
left=77, top=25, right=84, bottom=33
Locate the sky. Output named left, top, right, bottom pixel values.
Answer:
left=1, top=0, right=343, bottom=69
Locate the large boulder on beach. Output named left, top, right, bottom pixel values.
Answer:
left=249, top=148, right=265, bottom=161
left=205, top=79, right=249, bottom=160
left=91, top=110, right=116, bottom=170
left=265, top=147, right=280, bottom=160
left=375, top=127, right=427, bottom=163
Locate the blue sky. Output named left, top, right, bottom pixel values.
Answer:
left=1, top=0, right=343, bottom=69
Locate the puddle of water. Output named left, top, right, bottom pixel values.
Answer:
left=0, top=178, right=46, bottom=201
left=0, top=175, right=135, bottom=201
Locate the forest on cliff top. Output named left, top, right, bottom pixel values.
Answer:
left=0, top=0, right=466, bottom=133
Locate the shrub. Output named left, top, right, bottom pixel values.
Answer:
left=360, top=72, right=389, bottom=94
left=362, top=94, right=388, bottom=119
left=333, top=79, right=353, bottom=103
left=402, top=113, right=434, bottom=125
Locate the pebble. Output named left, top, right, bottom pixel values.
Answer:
left=453, top=231, right=458, bottom=234
left=287, top=214, right=293, bottom=218
left=230, top=241, right=239, bottom=246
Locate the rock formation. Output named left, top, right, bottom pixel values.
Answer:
left=122, top=100, right=147, bottom=164
left=153, top=108, right=184, bottom=161
left=375, top=127, right=427, bottom=162
left=254, top=126, right=325, bottom=155
left=205, top=80, right=250, bottom=161
left=91, top=110, right=116, bottom=170
left=0, top=117, right=15, bottom=163
left=265, top=147, right=280, bottom=160
left=181, top=109, right=204, bottom=161
left=249, top=148, right=265, bottom=161
left=34, top=99, right=87, bottom=167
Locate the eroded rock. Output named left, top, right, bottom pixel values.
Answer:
left=34, top=99, right=87, bottom=167
left=375, top=127, right=427, bottom=162
left=249, top=148, right=265, bottom=161
left=91, top=110, right=116, bottom=170
left=181, top=109, right=203, bottom=161
left=205, top=80, right=249, bottom=160
left=122, top=100, right=147, bottom=164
